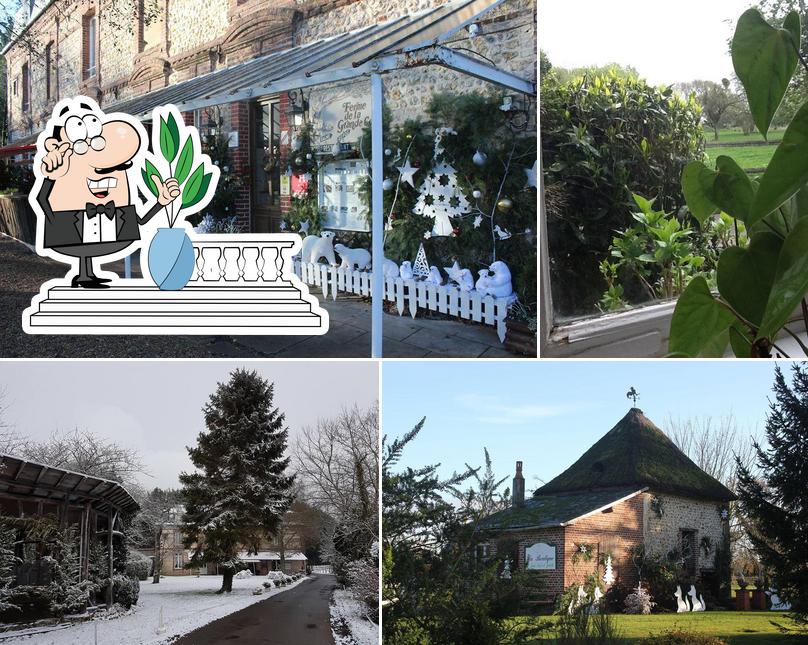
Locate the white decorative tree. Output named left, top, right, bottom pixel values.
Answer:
left=412, top=243, right=430, bottom=279
left=603, top=554, right=615, bottom=586
left=413, top=162, right=471, bottom=236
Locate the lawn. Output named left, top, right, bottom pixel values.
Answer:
left=705, top=145, right=777, bottom=170
left=506, top=611, right=803, bottom=644
left=705, top=128, right=785, bottom=144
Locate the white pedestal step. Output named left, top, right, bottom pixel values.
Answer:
left=25, top=283, right=327, bottom=335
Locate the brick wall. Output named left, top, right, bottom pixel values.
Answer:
left=514, top=526, right=565, bottom=594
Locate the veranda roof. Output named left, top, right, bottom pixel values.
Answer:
left=0, top=453, right=140, bottom=514
left=535, top=408, right=736, bottom=502
left=104, top=0, right=533, bottom=119
left=477, top=486, right=645, bottom=531
left=238, top=551, right=307, bottom=562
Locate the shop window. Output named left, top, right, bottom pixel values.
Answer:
left=139, top=0, right=163, bottom=52
left=21, top=63, right=29, bottom=112
left=83, top=13, right=97, bottom=79
left=44, top=42, right=52, bottom=101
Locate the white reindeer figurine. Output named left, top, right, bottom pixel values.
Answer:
left=674, top=585, right=690, bottom=613
left=688, top=585, right=706, bottom=611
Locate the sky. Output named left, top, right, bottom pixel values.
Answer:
left=382, top=360, right=783, bottom=491
left=540, top=0, right=756, bottom=86
left=0, top=361, right=378, bottom=489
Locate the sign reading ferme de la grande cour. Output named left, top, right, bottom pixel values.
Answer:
left=312, top=94, right=371, bottom=152
left=525, top=542, right=556, bottom=570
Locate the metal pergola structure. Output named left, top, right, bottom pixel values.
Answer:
left=11, top=0, right=536, bottom=356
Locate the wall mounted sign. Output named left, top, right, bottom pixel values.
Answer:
left=525, top=542, right=556, bottom=570
left=318, top=159, right=369, bottom=232
left=311, top=94, right=371, bottom=153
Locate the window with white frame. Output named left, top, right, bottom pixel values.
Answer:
left=173, top=552, right=183, bottom=569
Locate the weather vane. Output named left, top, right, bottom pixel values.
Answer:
left=626, top=387, right=639, bottom=406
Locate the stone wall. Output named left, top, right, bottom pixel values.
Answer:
left=642, top=492, right=726, bottom=573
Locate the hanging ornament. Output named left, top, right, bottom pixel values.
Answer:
left=525, top=160, right=538, bottom=189
left=473, top=215, right=483, bottom=228
left=412, top=243, right=431, bottom=279
left=413, top=162, right=471, bottom=236
left=494, top=225, right=512, bottom=240
left=451, top=226, right=461, bottom=237
left=497, top=197, right=514, bottom=213
left=382, top=178, right=395, bottom=191
left=384, top=148, right=392, bottom=156
left=473, top=150, right=487, bottom=166
left=423, top=231, right=432, bottom=239
left=294, top=156, right=304, bottom=166
left=472, top=189, right=482, bottom=199
left=434, top=127, right=457, bottom=157
left=306, top=153, right=313, bottom=160
left=279, top=221, right=288, bottom=231
left=396, top=159, right=419, bottom=188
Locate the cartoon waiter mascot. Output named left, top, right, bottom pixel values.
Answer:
left=31, top=97, right=180, bottom=288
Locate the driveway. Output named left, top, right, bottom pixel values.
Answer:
left=173, top=573, right=338, bottom=645
left=0, top=235, right=517, bottom=358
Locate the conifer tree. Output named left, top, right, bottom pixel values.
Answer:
left=736, top=365, right=808, bottom=629
left=179, top=369, right=295, bottom=593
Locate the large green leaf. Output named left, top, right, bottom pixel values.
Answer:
left=681, top=157, right=756, bottom=224
left=183, top=172, right=213, bottom=209
left=732, top=8, right=800, bottom=138
left=669, top=276, right=736, bottom=357
left=712, top=156, right=757, bottom=224
left=717, top=231, right=783, bottom=327
left=181, top=164, right=205, bottom=208
left=141, top=159, right=162, bottom=198
left=159, top=115, right=180, bottom=163
left=174, top=137, right=194, bottom=185
left=752, top=101, right=808, bottom=223
left=681, top=161, right=718, bottom=225
left=759, top=216, right=808, bottom=339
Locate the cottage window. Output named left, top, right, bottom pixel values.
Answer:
left=139, top=0, right=163, bottom=52
left=680, top=529, right=697, bottom=577
left=83, top=13, right=97, bottom=79
left=21, top=63, right=29, bottom=113
left=173, top=552, right=183, bottom=569
left=45, top=42, right=52, bottom=101
left=475, top=543, right=491, bottom=561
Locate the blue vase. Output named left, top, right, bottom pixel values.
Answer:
left=148, top=228, right=195, bottom=290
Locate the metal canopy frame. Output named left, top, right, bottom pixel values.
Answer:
left=103, top=0, right=536, bottom=356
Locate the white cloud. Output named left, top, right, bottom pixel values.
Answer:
left=453, top=394, right=577, bottom=425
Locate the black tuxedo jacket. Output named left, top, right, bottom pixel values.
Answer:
left=37, top=179, right=163, bottom=249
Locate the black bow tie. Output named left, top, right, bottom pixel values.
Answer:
left=86, top=201, right=117, bottom=220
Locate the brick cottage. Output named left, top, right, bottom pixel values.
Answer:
left=478, top=408, right=735, bottom=603
left=2, top=0, right=536, bottom=232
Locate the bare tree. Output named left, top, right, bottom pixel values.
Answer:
left=20, top=427, right=147, bottom=486
left=0, top=388, right=24, bottom=455
left=295, top=404, right=379, bottom=565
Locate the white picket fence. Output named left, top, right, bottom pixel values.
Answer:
left=311, top=565, right=333, bottom=574
left=293, top=260, right=513, bottom=342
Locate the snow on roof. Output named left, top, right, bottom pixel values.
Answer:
left=237, top=551, right=307, bottom=562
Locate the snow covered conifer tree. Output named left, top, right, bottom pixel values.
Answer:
left=179, top=369, right=295, bottom=594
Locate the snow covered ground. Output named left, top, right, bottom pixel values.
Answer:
left=2, top=574, right=307, bottom=645
left=330, top=588, right=378, bottom=645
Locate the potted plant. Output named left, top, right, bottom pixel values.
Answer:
left=142, top=108, right=218, bottom=290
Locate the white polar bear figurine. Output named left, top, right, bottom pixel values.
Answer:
left=425, top=266, right=443, bottom=286
left=454, top=268, right=474, bottom=292
left=382, top=258, right=400, bottom=279
left=486, top=260, right=515, bottom=298
left=334, top=244, right=371, bottom=270
left=302, top=231, right=337, bottom=265
left=475, top=269, right=491, bottom=295
left=399, top=261, right=414, bottom=280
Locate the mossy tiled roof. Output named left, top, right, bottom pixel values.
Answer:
left=535, top=408, right=736, bottom=502
left=477, top=486, right=643, bottom=531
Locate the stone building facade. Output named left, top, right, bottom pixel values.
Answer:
left=478, top=409, right=734, bottom=605
left=2, top=0, right=536, bottom=231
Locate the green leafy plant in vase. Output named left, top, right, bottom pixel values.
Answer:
left=670, top=9, right=808, bottom=357
left=142, top=108, right=218, bottom=290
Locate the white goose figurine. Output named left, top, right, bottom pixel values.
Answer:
left=674, top=585, right=689, bottom=613
left=688, top=585, right=706, bottom=611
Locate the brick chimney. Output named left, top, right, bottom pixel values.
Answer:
left=513, top=461, right=525, bottom=507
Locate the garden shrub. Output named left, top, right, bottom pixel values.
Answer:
left=637, top=630, right=728, bottom=645
left=125, top=552, right=151, bottom=581
left=0, top=585, right=53, bottom=622
left=542, top=71, right=705, bottom=317
left=624, top=585, right=655, bottom=614
left=112, top=574, right=140, bottom=609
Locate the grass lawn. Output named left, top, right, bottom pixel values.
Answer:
left=706, top=145, right=777, bottom=170
left=706, top=128, right=785, bottom=145
left=506, top=611, right=803, bottom=644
